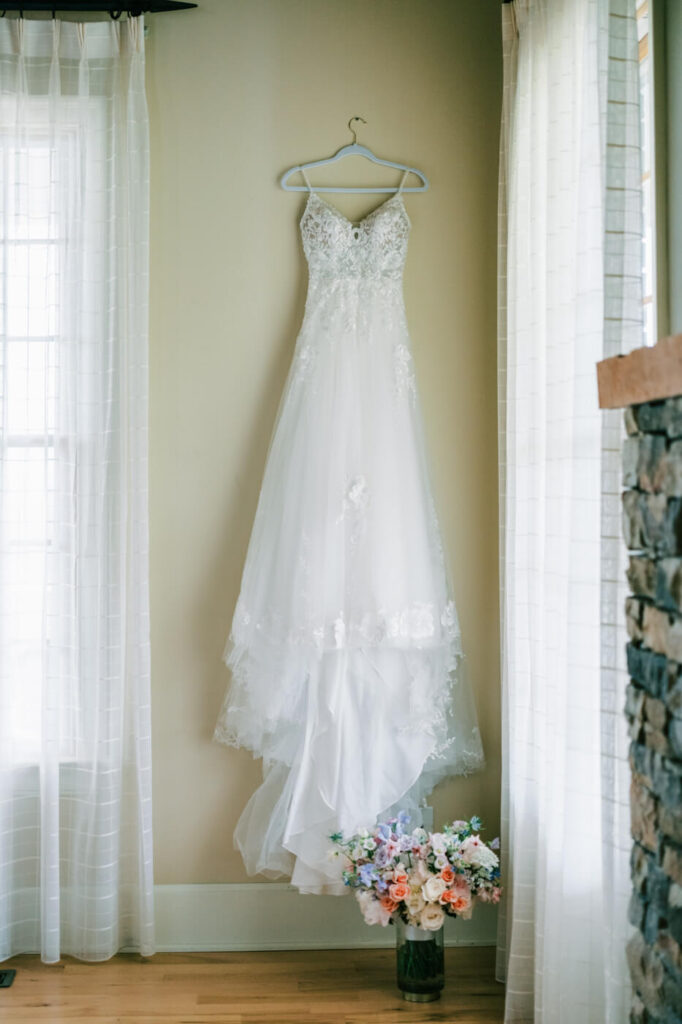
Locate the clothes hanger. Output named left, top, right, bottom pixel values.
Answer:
left=280, top=116, right=429, bottom=194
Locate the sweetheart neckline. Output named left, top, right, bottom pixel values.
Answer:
left=303, top=191, right=409, bottom=229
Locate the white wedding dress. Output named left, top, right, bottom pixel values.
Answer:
left=214, top=170, right=485, bottom=893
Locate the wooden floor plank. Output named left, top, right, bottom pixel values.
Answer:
left=1, top=947, right=505, bottom=1023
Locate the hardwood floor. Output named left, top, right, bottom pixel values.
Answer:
left=1, top=946, right=504, bottom=1023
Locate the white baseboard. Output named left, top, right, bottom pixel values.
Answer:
left=153, top=883, right=498, bottom=952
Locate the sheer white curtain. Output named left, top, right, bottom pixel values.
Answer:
left=0, top=18, right=153, bottom=963
left=497, top=0, right=643, bottom=1020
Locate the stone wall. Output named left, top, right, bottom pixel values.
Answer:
left=623, top=397, right=682, bottom=1023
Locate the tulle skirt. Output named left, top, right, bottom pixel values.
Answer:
left=214, top=278, right=484, bottom=893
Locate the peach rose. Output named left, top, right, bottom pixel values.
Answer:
left=389, top=882, right=410, bottom=902
left=449, top=893, right=471, bottom=913
left=440, top=876, right=471, bottom=912
left=440, top=866, right=455, bottom=884
left=380, top=895, right=399, bottom=913
left=393, top=869, right=408, bottom=884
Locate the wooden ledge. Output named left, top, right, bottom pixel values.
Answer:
left=598, top=335, right=682, bottom=409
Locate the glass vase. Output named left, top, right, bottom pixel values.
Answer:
left=395, top=918, right=445, bottom=1002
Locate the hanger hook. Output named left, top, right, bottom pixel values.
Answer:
left=348, top=116, right=367, bottom=146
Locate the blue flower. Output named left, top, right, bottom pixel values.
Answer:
left=395, top=810, right=411, bottom=836
left=358, top=863, right=377, bottom=886
left=470, top=815, right=482, bottom=832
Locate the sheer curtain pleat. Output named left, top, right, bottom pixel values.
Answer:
left=496, top=0, right=642, bottom=1020
left=0, top=18, right=153, bottom=963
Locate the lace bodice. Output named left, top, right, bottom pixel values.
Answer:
left=300, top=192, right=410, bottom=282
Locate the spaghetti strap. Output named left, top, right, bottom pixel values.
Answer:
left=301, top=167, right=313, bottom=192
left=397, top=168, right=410, bottom=193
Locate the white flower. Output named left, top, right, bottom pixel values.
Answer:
left=422, top=875, right=447, bottom=903
left=430, top=833, right=447, bottom=856
left=419, top=904, right=445, bottom=931
left=405, top=888, right=426, bottom=917
left=362, top=837, right=377, bottom=852
left=460, top=836, right=499, bottom=871
left=355, top=890, right=390, bottom=927
left=412, top=859, right=430, bottom=884
left=363, top=900, right=391, bottom=927
left=434, top=854, right=448, bottom=870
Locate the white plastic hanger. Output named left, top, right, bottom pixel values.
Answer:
left=280, top=117, right=429, bottom=194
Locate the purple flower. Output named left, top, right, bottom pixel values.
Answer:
left=374, top=845, right=390, bottom=868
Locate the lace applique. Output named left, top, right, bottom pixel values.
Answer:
left=230, top=598, right=462, bottom=654
left=292, top=342, right=315, bottom=386
left=395, top=343, right=417, bottom=402
left=333, top=617, right=346, bottom=648
left=415, top=726, right=486, bottom=777
left=343, top=475, right=368, bottom=514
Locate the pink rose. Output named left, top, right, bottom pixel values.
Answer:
left=389, top=882, right=410, bottom=902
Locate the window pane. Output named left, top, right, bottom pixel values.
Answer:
left=2, top=447, right=52, bottom=549
left=6, top=242, right=58, bottom=337
left=1, top=449, right=52, bottom=763
left=5, top=339, right=55, bottom=435
left=0, top=139, right=59, bottom=241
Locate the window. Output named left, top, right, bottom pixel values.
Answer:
left=0, top=106, right=82, bottom=767
left=1, top=133, right=57, bottom=763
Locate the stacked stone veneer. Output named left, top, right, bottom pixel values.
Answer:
left=623, top=396, right=682, bottom=1024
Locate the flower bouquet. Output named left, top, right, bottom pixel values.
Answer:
left=330, top=812, right=501, bottom=1001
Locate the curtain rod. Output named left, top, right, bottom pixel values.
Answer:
left=0, top=2, right=197, bottom=13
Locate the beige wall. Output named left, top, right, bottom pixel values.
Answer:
left=147, top=0, right=502, bottom=885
